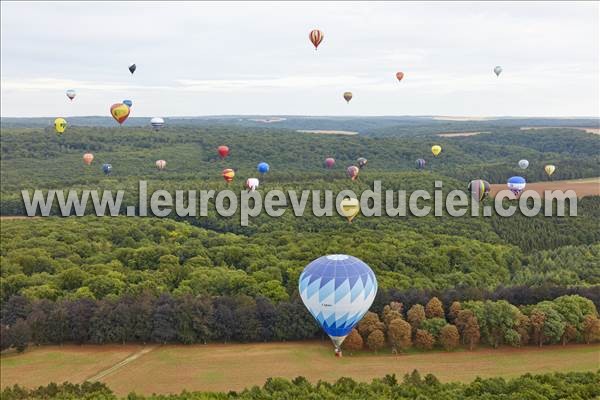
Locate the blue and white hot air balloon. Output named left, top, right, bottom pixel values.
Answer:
left=507, top=176, right=526, bottom=196
left=299, top=254, right=377, bottom=356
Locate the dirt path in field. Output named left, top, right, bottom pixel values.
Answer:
left=87, top=346, right=157, bottom=382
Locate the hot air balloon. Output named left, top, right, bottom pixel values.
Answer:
left=66, top=89, right=76, bottom=101
left=431, top=145, right=442, bottom=157
left=257, top=162, right=270, bottom=175
left=54, top=118, right=67, bottom=135
left=340, top=197, right=360, bottom=223
left=218, top=146, right=230, bottom=159
left=518, top=159, right=529, bottom=169
left=357, top=157, right=368, bottom=169
left=325, top=157, right=335, bottom=169
left=494, top=66, right=502, bottom=77
left=416, top=158, right=426, bottom=170
left=150, top=117, right=164, bottom=131
left=246, top=178, right=259, bottom=192
left=343, top=92, right=353, bottom=103
left=102, top=163, right=112, bottom=175
left=110, top=103, right=130, bottom=125
left=222, top=168, right=235, bottom=183
left=128, top=63, right=136, bottom=74
left=347, top=165, right=359, bottom=181
left=544, top=165, right=556, bottom=177
left=299, top=254, right=378, bottom=356
left=507, top=176, right=526, bottom=196
left=123, top=99, right=133, bottom=108
left=396, top=72, right=404, bottom=82
left=309, top=29, right=324, bottom=50
left=468, top=179, right=491, bottom=202
left=83, top=153, right=94, bottom=166
left=156, top=160, right=167, bottom=170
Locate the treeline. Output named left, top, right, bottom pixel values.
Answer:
left=1, top=293, right=598, bottom=353
left=2, top=370, right=600, bottom=399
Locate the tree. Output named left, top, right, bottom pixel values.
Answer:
left=561, top=324, right=577, bottom=346
left=151, top=294, right=177, bottom=344
left=342, top=328, right=363, bottom=353
left=9, top=319, right=31, bottom=353
left=458, top=311, right=481, bottom=350
left=448, top=301, right=462, bottom=323
left=414, top=329, right=434, bottom=350
left=0, top=324, right=11, bottom=351
left=387, top=318, right=412, bottom=353
left=582, top=314, right=600, bottom=344
left=358, top=312, right=385, bottom=340
left=530, top=309, right=547, bottom=347
left=420, top=318, right=446, bottom=342
left=366, top=329, right=386, bottom=352
left=439, top=324, right=459, bottom=351
left=516, top=313, right=531, bottom=346
left=407, top=304, right=426, bottom=333
left=425, top=297, right=445, bottom=319
left=382, top=302, right=404, bottom=326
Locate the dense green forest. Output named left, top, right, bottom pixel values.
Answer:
left=2, top=370, right=599, bottom=400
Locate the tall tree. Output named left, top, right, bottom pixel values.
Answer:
left=342, top=328, right=364, bottom=354
left=414, top=329, right=434, bottom=350
left=425, top=297, right=445, bottom=319
left=387, top=318, right=412, bottom=353
left=366, top=329, right=386, bottom=352
left=439, top=324, right=460, bottom=351
left=407, top=304, right=426, bottom=333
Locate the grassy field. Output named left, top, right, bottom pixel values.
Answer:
left=1, top=342, right=598, bottom=395
left=490, top=176, right=600, bottom=198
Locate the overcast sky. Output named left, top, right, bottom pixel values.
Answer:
left=1, top=1, right=598, bottom=117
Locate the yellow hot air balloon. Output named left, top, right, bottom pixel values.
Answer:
left=544, top=164, right=556, bottom=177
left=340, top=197, right=360, bottom=223
left=431, top=145, right=442, bottom=157
left=54, top=118, right=67, bottom=135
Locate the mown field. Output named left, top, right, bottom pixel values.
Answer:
left=2, top=342, right=598, bottom=395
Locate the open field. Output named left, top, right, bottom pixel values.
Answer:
left=296, top=129, right=359, bottom=135
left=437, top=131, right=486, bottom=137
left=490, top=177, right=600, bottom=198
left=520, top=126, right=600, bottom=135
left=1, top=342, right=598, bottom=395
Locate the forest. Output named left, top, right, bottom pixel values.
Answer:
left=2, top=370, right=599, bottom=400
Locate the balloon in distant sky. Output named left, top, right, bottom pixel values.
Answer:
left=156, top=160, right=167, bottom=170
left=123, top=99, right=133, bottom=108
left=54, top=118, right=67, bottom=134
left=343, top=92, right=353, bottom=103
left=507, top=176, right=526, bottom=196
left=468, top=179, right=491, bottom=202
left=544, top=164, right=556, bottom=177
left=83, top=153, right=94, bottom=166
left=150, top=117, right=164, bottom=131
left=518, top=159, right=529, bottom=169
left=494, top=66, right=502, bottom=77
left=325, top=157, right=335, bottom=169
left=309, top=29, right=324, bottom=50
left=66, top=89, right=76, bottom=100
left=257, top=162, right=270, bottom=175
left=299, top=254, right=378, bottom=355
left=416, top=158, right=426, bottom=170
left=396, top=72, right=404, bottom=82
left=102, top=163, right=112, bottom=175
left=222, top=168, right=235, bottom=183
left=128, top=63, right=136, bottom=74
left=340, top=197, right=360, bottom=223
left=357, top=157, right=368, bottom=169
left=110, top=103, right=130, bottom=124
left=218, top=145, right=230, bottom=159
left=346, top=165, right=359, bottom=180
left=246, top=178, right=259, bottom=192
left=431, top=145, right=442, bottom=157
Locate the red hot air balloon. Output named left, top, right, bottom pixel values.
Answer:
left=309, top=29, right=324, bottom=50
left=218, top=145, right=230, bottom=159
left=325, top=157, right=335, bottom=169
left=396, top=72, right=404, bottom=82
left=347, top=166, right=359, bottom=181
left=222, top=168, right=235, bottom=183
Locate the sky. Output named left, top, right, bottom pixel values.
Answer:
left=1, top=1, right=599, bottom=117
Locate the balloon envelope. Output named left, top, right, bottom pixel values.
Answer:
left=246, top=178, right=259, bottom=191
left=54, top=118, right=67, bottom=134
left=325, top=157, right=335, bottom=169
left=150, top=117, right=164, bottom=131
left=218, top=146, right=230, bottom=159
left=309, top=29, right=324, bottom=50
left=507, top=176, right=526, bottom=196
left=416, top=159, right=426, bottom=169
left=544, top=165, right=556, bottom=176
left=110, top=103, right=130, bottom=124
left=431, top=145, right=442, bottom=156
left=299, top=254, right=378, bottom=352
left=102, top=163, right=112, bottom=175
left=346, top=165, right=359, bottom=180
left=494, top=66, right=502, bottom=76
left=396, top=72, right=404, bottom=82
left=66, top=89, right=76, bottom=100
left=518, top=159, right=529, bottom=169
left=123, top=99, right=133, bottom=108
left=257, top=162, right=270, bottom=174
left=340, top=198, right=360, bottom=223
left=468, top=179, right=491, bottom=202
left=222, top=168, right=235, bottom=183
left=156, top=160, right=167, bottom=170
left=83, top=153, right=94, bottom=165
left=357, top=157, right=368, bottom=169
left=128, top=64, right=136, bottom=74
left=343, top=92, right=353, bottom=103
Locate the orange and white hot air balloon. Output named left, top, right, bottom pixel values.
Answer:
left=83, top=153, right=94, bottom=165
left=156, top=160, right=167, bottom=170
left=309, top=29, right=324, bottom=50
left=222, top=168, right=235, bottom=183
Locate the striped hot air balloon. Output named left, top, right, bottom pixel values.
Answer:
left=245, top=178, right=259, bottom=192
left=309, top=29, right=324, bottom=50
left=222, top=168, right=235, bottom=183
left=416, top=158, right=426, bottom=170
left=468, top=179, right=491, bottom=202
left=507, top=176, right=526, bottom=196
left=150, top=117, right=164, bottom=131
left=299, top=254, right=378, bottom=356
left=156, top=160, right=167, bottom=170
left=346, top=166, right=359, bottom=181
